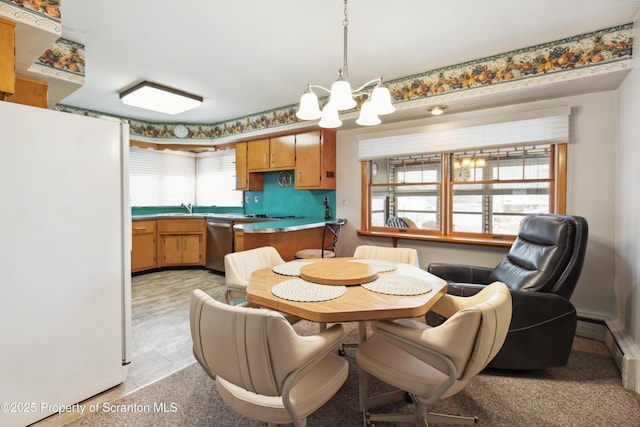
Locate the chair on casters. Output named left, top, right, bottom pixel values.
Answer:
left=295, top=218, right=346, bottom=259
left=223, top=246, right=285, bottom=305
left=190, top=289, right=349, bottom=427
left=356, top=282, right=512, bottom=426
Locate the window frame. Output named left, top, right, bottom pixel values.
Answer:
left=359, top=144, right=567, bottom=247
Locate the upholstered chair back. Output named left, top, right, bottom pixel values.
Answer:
left=191, top=290, right=294, bottom=395
left=223, top=246, right=285, bottom=303
left=353, top=245, right=420, bottom=267
left=424, top=283, right=511, bottom=396
left=489, top=214, right=588, bottom=298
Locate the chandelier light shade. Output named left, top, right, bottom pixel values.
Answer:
left=119, top=81, right=203, bottom=115
left=318, top=103, right=343, bottom=128
left=296, top=0, right=395, bottom=128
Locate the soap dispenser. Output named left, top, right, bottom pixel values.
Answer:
left=324, top=197, right=331, bottom=220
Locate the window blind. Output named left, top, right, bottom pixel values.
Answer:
left=129, top=147, right=196, bottom=206
left=196, top=149, right=242, bottom=206
left=358, top=106, right=570, bottom=160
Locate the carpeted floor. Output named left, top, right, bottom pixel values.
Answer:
left=65, top=320, right=640, bottom=427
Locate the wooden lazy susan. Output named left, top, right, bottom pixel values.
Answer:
left=300, top=259, right=378, bottom=285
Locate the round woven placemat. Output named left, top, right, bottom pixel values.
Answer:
left=272, top=261, right=315, bottom=276
left=349, top=259, right=397, bottom=272
left=271, top=278, right=347, bottom=302
left=362, top=275, right=432, bottom=296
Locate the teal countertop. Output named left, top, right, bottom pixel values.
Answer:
left=233, top=218, right=329, bottom=233
left=132, top=213, right=250, bottom=220
left=132, top=213, right=333, bottom=233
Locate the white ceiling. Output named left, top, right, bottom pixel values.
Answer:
left=57, top=0, right=640, bottom=126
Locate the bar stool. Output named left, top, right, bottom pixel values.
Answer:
left=295, top=219, right=346, bottom=259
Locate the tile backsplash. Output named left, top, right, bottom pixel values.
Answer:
left=244, top=170, right=335, bottom=219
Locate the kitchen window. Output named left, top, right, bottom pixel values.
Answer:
left=358, top=107, right=569, bottom=245
left=129, top=147, right=241, bottom=207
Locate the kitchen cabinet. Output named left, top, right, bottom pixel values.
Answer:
left=157, top=218, right=205, bottom=267
left=131, top=219, right=156, bottom=273
left=295, top=129, right=336, bottom=189
left=7, top=76, right=48, bottom=108
left=234, top=224, right=325, bottom=261
left=247, top=135, right=295, bottom=171
left=0, top=16, right=16, bottom=100
left=235, top=141, right=264, bottom=191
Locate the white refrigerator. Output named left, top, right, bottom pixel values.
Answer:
left=0, top=102, right=131, bottom=427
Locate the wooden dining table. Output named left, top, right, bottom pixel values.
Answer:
left=246, top=257, right=447, bottom=325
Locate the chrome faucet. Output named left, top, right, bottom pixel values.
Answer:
left=181, top=202, right=193, bottom=214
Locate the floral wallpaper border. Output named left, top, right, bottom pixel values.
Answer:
left=0, top=0, right=60, bottom=34
left=36, top=38, right=86, bottom=77
left=55, top=23, right=633, bottom=142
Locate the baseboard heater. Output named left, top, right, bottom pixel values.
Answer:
left=577, top=317, right=639, bottom=392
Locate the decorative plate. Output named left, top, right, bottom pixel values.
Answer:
left=350, top=259, right=398, bottom=272
left=278, top=170, right=292, bottom=187
left=271, top=279, right=346, bottom=302
left=362, top=275, right=432, bottom=296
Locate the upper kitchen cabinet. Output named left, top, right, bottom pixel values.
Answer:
left=0, top=17, right=15, bottom=100
left=295, top=129, right=336, bottom=190
left=247, top=135, right=295, bottom=171
left=1, top=3, right=84, bottom=108
left=235, top=141, right=264, bottom=191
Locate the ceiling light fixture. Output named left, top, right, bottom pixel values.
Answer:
left=427, top=105, right=449, bottom=116
left=119, top=81, right=203, bottom=115
left=296, top=0, right=395, bottom=128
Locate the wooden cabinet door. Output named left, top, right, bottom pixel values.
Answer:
left=247, top=138, right=270, bottom=170
left=295, top=131, right=322, bottom=187
left=0, top=17, right=16, bottom=99
left=235, top=141, right=248, bottom=189
left=269, top=135, right=295, bottom=169
left=181, top=234, right=203, bottom=265
left=132, top=219, right=156, bottom=272
left=132, top=233, right=156, bottom=272
left=161, top=235, right=184, bottom=266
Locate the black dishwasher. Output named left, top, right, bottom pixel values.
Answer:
left=205, top=219, right=233, bottom=272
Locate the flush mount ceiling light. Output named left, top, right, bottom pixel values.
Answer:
left=427, top=105, right=449, bottom=116
left=119, top=81, right=203, bottom=115
left=296, top=0, right=395, bottom=128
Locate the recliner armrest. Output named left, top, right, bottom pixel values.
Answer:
left=428, top=263, right=493, bottom=284
left=508, top=290, right=576, bottom=330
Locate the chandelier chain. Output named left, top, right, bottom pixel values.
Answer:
left=342, top=0, right=349, bottom=79
left=343, top=0, right=349, bottom=28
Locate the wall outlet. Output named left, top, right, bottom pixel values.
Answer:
left=254, top=196, right=259, bottom=204
left=245, top=195, right=250, bottom=204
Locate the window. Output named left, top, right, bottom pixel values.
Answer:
left=362, top=143, right=564, bottom=244
left=129, top=147, right=242, bottom=207
left=129, top=148, right=195, bottom=206
left=196, top=149, right=243, bottom=206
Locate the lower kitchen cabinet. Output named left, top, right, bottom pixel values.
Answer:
left=131, top=219, right=156, bottom=273
left=159, top=234, right=203, bottom=266
left=157, top=218, right=205, bottom=267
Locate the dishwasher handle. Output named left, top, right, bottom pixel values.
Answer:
left=206, top=221, right=233, bottom=228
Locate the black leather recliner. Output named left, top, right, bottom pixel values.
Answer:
left=427, top=214, right=589, bottom=371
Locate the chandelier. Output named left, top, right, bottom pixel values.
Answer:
left=296, top=0, right=395, bottom=128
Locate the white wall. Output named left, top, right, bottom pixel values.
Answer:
left=615, top=18, right=640, bottom=366
left=335, top=92, right=619, bottom=320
